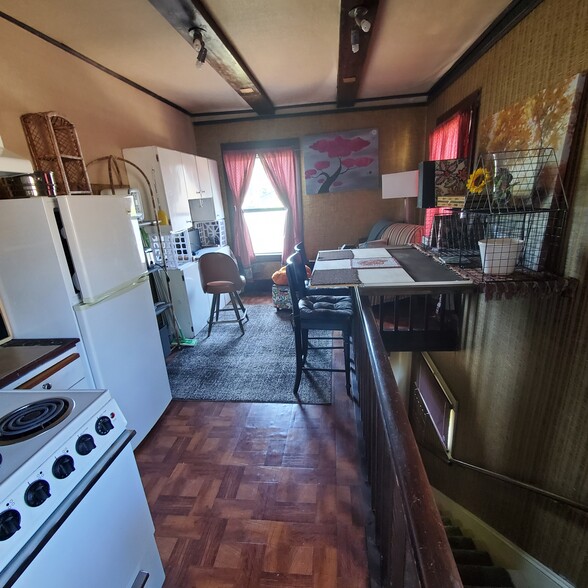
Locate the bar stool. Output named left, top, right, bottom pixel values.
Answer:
left=199, top=251, right=248, bottom=337
left=286, top=251, right=354, bottom=398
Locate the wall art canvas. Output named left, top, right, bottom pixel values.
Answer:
left=477, top=72, right=586, bottom=272
left=303, top=128, right=379, bottom=194
left=478, top=72, right=586, bottom=180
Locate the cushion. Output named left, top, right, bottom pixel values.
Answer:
left=299, top=295, right=354, bottom=321
left=378, top=223, right=423, bottom=245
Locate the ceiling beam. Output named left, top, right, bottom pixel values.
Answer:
left=337, top=0, right=379, bottom=108
left=148, top=0, right=274, bottom=116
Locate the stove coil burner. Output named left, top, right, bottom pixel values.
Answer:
left=0, top=398, right=72, bottom=445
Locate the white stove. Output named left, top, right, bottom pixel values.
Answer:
left=0, top=390, right=164, bottom=588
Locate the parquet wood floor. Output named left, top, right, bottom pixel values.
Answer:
left=135, top=296, right=372, bottom=588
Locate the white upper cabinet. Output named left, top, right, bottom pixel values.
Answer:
left=207, top=159, right=225, bottom=220
left=195, top=155, right=213, bottom=200
left=189, top=157, right=225, bottom=222
left=181, top=153, right=200, bottom=201
left=123, top=147, right=225, bottom=228
left=123, top=146, right=192, bottom=233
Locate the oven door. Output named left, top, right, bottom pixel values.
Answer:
left=2, top=431, right=164, bottom=588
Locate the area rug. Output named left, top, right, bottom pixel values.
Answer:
left=166, top=303, right=333, bottom=404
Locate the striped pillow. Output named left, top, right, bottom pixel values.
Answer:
left=378, top=223, right=423, bottom=245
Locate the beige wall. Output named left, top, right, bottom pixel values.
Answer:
left=1, top=2, right=587, bottom=583
left=193, top=108, right=427, bottom=257
left=421, top=0, right=588, bottom=584
left=0, top=19, right=196, bottom=187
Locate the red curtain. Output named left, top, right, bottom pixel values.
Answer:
left=424, top=110, right=472, bottom=241
left=222, top=150, right=256, bottom=271
left=258, top=148, right=301, bottom=264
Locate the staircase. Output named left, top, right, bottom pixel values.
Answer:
left=442, top=516, right=515, bottom=588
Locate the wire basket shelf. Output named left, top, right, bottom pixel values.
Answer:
left=464, top=147, right=568, bottom=213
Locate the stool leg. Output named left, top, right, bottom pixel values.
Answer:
left=235, top=291, right=248, bottom=321
left=229, top=292, right=245, bottom=335
left=301, top=329, right=309, bottom=365
left=293, top=321, right=303, bottom=397
left=207, top=294, right=219, bottom=337
left=215, top=295, right=222, bottom=322
left=343, top=328, right=352, bottom=398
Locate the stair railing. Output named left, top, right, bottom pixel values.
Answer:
left=353, top=289, right=462, bottom=587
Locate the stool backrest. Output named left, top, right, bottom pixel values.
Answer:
left=286, top=251, right=308, bottom=318
left=199, top=252, right=242, bottom=292
left=294, top=242, right=310, bottom=268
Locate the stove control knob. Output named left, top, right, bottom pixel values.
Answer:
left=52, top=455, right=75, bottom=479
left=95, top=416, right=114, bottom=436
left=0, top=509, right=21, bottom=541
left=76, top=434, right=96, bottom=456
left=24, top=480, right=51, bottom=507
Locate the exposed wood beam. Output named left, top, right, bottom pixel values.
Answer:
left=337, top=0, right=379, bottom=108
left=148, top=0, right=274, bottom=116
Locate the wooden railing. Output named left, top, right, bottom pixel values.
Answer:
left=353, top=289, right=462, bottom=588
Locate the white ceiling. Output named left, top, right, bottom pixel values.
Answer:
left=0, top=0, right=513, bottom=119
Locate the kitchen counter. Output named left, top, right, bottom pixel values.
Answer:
left=0, top=338, right=79, bottom=389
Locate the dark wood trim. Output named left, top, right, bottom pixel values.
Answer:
left=194, top=99, right=428, bottom=126
left=435, top=90, right=481, bottom=126
left=428, top=0, right=545, bottom=100
left=0, top=11, right=191, bottom=116
left=337, top=0, right=380, bottom=107
left=221, top=138, right=300, bottom=153
left=147, top=0, right=274, bottom=115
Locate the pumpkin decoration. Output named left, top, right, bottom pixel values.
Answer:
left=271, top=265, right=311, bottom=286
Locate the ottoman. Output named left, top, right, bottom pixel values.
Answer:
left=272, top=284, right=292, bottom=310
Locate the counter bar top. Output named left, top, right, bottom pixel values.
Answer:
left=0, top=338, right=79, bottom=389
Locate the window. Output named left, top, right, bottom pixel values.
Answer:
left=241, top=156, right=287, bottom=255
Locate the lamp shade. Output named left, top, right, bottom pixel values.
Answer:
left=381, top=170, right=419, bottom=199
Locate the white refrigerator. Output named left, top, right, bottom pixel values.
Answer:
left=0, top=195, right=171, bottom=447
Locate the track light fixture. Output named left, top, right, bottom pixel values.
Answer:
left=349, top=6, right=371, bottom=33
left=351, top=28, right=360, bottom=54
left=188, top=26, right=207, bottom=67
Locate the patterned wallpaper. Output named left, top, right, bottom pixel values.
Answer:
left=424, top=0, right=588, bottom=584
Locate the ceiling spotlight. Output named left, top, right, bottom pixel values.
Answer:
left=349, top=6, right=371, bottom=33
left=197, top=46, right=207, bottom=67
left=189, top=26, right=207, bottom=67
left=351, top=28, right=360, bottom=54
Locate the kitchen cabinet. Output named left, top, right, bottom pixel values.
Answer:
left=123, top=146, right=192, bottom=233
left=168, top=262, right=208, bottom=339
left=189, top=157, right=225, bottom=222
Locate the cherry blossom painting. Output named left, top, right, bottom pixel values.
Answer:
left=303, top=128, right=379, bottom=194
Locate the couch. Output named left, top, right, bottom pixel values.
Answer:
left=358, top=221, right=424, bottom=248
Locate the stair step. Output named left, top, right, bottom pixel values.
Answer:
left=458, top=564, right=514, bottom=587
left=451, top=549, right=493, bottom=566
left=444, top=525, right=463, bottom=536
left=441, top=515, right=453, bottom=525
left=448, top=535, right=477, bottom=550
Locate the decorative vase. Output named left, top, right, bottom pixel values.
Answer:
left=478, top=238, right=524, bottom=275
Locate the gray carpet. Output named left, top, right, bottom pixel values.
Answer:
left=167, top=302, right=333, bottom=404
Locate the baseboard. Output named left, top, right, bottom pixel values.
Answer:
left=433, top=488, right=574, bottom=588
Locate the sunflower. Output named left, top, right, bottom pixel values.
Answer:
left=466, top=167, right=492, bottom=194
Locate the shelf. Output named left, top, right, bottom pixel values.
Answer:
left=415, top=245, right=577, bottom=301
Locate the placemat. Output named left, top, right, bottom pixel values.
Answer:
left=317, top=250, right=354, bottom=261
left=311, top=268, right=361, bottom=285
left=351, top=257, right=401, bottom=268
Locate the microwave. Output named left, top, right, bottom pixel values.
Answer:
left=0, top=295, right=12, bottom=345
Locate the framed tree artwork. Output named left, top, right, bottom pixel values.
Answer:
left=302, top=128, right=379, bottom=194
